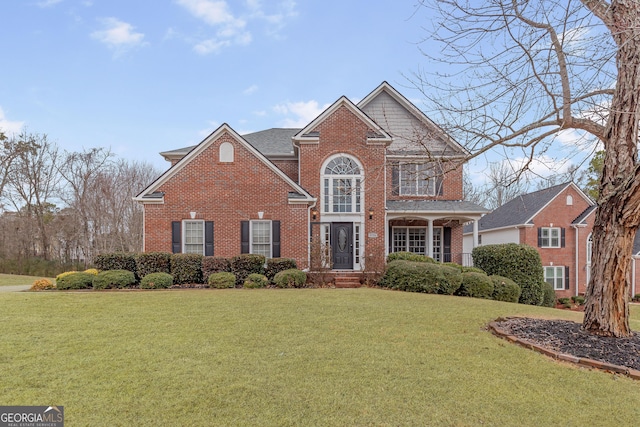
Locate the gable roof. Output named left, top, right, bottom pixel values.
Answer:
left=292, top=96, right=392, bottom=145
left=358, top=81, right=468, bottom=157
left=134, top=124, right=315, bottom=204
left=465, top=182, right=593, bottom=233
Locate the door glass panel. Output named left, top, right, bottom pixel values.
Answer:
left=338, top=228, right=347, bottom=251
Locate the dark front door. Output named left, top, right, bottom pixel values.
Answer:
left=331, top=222, right=354, bottom=269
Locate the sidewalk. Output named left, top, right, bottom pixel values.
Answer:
left=0, top=285, right=31, bottom=292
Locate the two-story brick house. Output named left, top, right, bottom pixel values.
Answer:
left=135, top=82, right=487, bottom=279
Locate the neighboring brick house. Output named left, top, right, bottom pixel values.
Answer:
left=135, top=82, right=487, bottom=277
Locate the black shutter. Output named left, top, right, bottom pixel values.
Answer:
left=392, top=164, right=399, bottom=196
left=171, top=221, right=181, bottom=254
left=205, top=221, right=214, bottom=256
left=565, top=266, right=570, bottom=290
left=272, top=220, right=281, bottom=258
left=241, top=221, right=250, bottom=254
left=561, top=228, right=566, bottom=248
left=537, top=228, right=542, bottom=247
left=388, top=224, right=393, bottom=254
left=443, top=227, right=451, bottom=263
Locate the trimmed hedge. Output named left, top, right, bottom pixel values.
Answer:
left=136, top=252, right=171, bottom=277
left=387, top=252, right=436, bottom=263
left=202, top=256, right=231, bottom=280
left=56, top=272, right=95, bottom=290
left=244, top=273, right=269, bottom=289
left=490, top=275, right=521, bottom=303
left=231, top=254, right=265, bottom=285
left=438, top=264, right=463, bottom=295
left=208, top=272, right=236, bottom=289
left=380, top=260, right=460, bottom=294
left=171, top=253, right=204, bottom=285
left=140, top=272, right=173, bottom=289
left=92, top=270, right=137, bottom=290
left=273, top=269, right=307, bottom=288
left=265, top=258, right=297, bottom=282
left=472, top=244, right=545, bottom=305
left=541, top=281, right=556, bottom=307
left=457, top=272, right=494, bottom=299
left=94, top=253, right=137, bottom=275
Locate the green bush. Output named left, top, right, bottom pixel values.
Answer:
left=244, top=273, right=269, bottom=289
left=135, top=252, right=171, bottom=277
left=472, top=244, right=545, bottom=305
left=265, top=258, right=297, bottom=281
left=380, top=260, right=454, bottom=294
left=140, top=272, right=173, bottom=289
left=230, top=254, right=265, bottom=285
left=633, top=294, right=640, bottom=302
left=202, top=256, right=231, bottom=280
left=273, top=269, right=307, bottom=288
left=92, top=270, right=137, bottom=290
left=94, top=253, right=137, bottom=275
left=56, top=272, right=95, bottom=290
left=558, top=297, right=571, bottom=305
left=541, top=282, right=556, bottom=307
left=572, top=295, right=586, bottom=305
left=171, top=253, right=204, bottom=285
left=438, top=264, right=463, bottom=295
left=386, top=252, right=435, bottom=263
left=457, top=272, right=494, bottom=299
left=208, top=272, right=236, bottom=289
left=490, top=275, right=521, bottom=303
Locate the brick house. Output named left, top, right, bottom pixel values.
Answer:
left=135, top=82, right=487, bottom=279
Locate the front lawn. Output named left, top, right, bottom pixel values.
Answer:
left=0, top=273, right=52, bottom=287
left=1, top=289, right=639, bottom=426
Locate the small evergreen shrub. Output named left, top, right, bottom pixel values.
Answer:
left=140, top=272, right=173, bottom=289
left=171, top=253, right=204, bottom=285
left=380, top=260, right=446, bottom=294
left=457, top=272, right=494, bottom=299
left=208, top=272, right=236, bottom=289
left=135, top=252, right=171, bottom=277
left=633, top=294, right=640, bottom=302
left=571, top=295, right=586, bottom=305
left=472, top=244, right=545, bottom=305
left=386, top=252, right=435, bottom=263
left=202, top=256, right=231, bottom=280
left=541, top=282, right=556, bottom=307
left=490, top=275, right=521, bottom=303
left=438, top=265, right=463, bottom=295
left=231, top=254, right=265, bottom=285
left=84, top=268, right=99, bottom=275
left=56, top=272, right=95, bottom=290
left=558, top=297, right=571, bottom=305
left=273, top=269, right=307, bottom=288
left=244, top=273, right=269, bottom=288
left=56, top=271, right=77, bottom=282
left=94, top=253, right=137, bottom=275
left=265, top=258, right=297, bottom=281
left=461, top=266, right=485, bottom=274
left=30, top=278, right=55, bottom=291
left=92, top=270, right=136, bottom=290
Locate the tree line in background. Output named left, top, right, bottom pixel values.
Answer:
left=0, top=129, right=160, bottom=275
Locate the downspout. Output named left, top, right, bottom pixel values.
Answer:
left=573, top=225, right=579, bottom=297
left=307, top=200, right=317, bottom=271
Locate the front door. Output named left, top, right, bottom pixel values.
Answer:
left=331, top=222, right=353, bottom=269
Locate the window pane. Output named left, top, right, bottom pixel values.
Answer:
left=393, top=228, right=407, bottom=252
left=332, top=178, right=352, bottom=212
left=325, top=157, right=360, bottom=175
left=251, top=221, right=271, bottom=258
left=184, top=221, right=203, bottom=254
left=408, top=228, right=426, bottom=255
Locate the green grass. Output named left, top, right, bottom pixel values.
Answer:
left=0, top=273, right=53, bottom=287
left=1, top=289, right=639, bottom=426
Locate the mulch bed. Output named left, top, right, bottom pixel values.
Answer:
left=495, top=317, right=640, bottom=371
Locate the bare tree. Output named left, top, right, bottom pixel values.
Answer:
left=414, top=0, right=639, bottom=336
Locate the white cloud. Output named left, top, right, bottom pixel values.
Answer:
left=273, top=100, right=329, bottom=127
left=507, top=155, right=570, bottom=180
left=91, top=18, right=147, bottom=55
left=193, top=38, right=231, bottom=54
left=243, top=85, right=258, bottom=95
left=0, top=107, right=25, bottom=136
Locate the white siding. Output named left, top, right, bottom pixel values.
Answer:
left=463, top=228, right=521, bottom=254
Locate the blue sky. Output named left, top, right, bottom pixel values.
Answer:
left=0, top=0, right=438, bottom=171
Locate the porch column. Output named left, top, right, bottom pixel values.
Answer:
left=473, top=220, right=479, bottom=248
left=427, top=219, right=434, bottom=258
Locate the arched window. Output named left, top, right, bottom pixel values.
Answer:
left=219, top=142, right=234, bottom=162
left=566, top=195, right=573, bottom=205
left=322, top=155, right=363, bottom=213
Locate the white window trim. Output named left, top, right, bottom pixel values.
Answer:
left=391, top=226, right=443, bottom=260
left=399, top=163, right=436, bottom=196
left=540, top=227, right=561, bottom=248
left=544, top=265, right=565, bottom=290
left=250, top=220, right=272, bottom=258
left=183, top=220, right=205, bottom=255
left=321, top=154, right=364, bottom=215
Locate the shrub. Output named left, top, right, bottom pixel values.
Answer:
left=572, top=295, right=586, bottom=305
left=490, top=275, right=521, bottom=303
left=208, top=272, right=236, bottom=289
left=56, top=272, right=95, bottom=290
left=202, top=256, right=231, bottom=280
left=558, top=297, right=571, bottom=305
left=541, top=282, right=556, bottom=307
left=265, top=258, right=297, bottom=282
left=56, top=271, right=77, bottom=282
left=230, top=254, right=265, bottom=285
left=386, top=252, right=436, bottom=263
left=135, top=252, right=171, bottom=277
left=140, top=272, right=173, bottom=289
left=633, top=294, right=640, bottom=302
left=94, top=253, right=137, bottom=275
left=92, top=270, right=137, bottom=290
left=438, top=265, right=463, bottom=295
left=273, top=269, right=307, bottom=288
left=380, top=260, right=451, bottom=294
left=472, top=244, right=545, bottom=305
left=171, top=253, right=204, bottom=285
left=84, top=268, right=99, bottom=275
left=30, top=278, right=55, bottom=291
left=244, top=273, right=269, bottom=289
left=457, top=272, right=494, bottom=299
